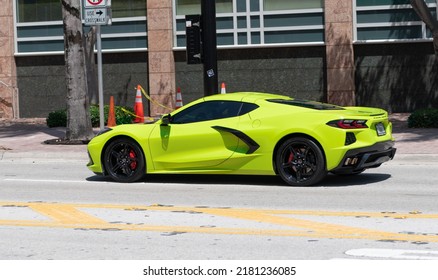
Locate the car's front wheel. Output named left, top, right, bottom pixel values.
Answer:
left=276, top=137, right=326, bottom=186
left=103, top=137, right=145, bottom=183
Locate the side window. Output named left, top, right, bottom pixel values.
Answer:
left=238, top=103, right=259, bottom=115
left=171, top=102, right=216, bottom=124
left=171, top=101, right=256, bottom=124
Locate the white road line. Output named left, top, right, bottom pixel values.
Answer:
left=3, top=178, right=102, bottom=184
left=345, top=248, right=438, bottom=260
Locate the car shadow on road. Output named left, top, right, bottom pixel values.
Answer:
left=319, top=173, right=392, bottom=187
left=87, top=174, right=285, bottom=186
left=86, top=172, right=392, bottom=188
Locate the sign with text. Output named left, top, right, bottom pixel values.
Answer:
left=84, top=8, right=108, bottom=26
left=84, top=0, right=106, bottom=8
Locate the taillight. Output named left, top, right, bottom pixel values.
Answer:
left=327, top=119, right=368, bottom=129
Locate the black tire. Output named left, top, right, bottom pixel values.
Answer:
left=103, top=137, right=145, bottom=183
left=276, top=137, right=326, bottom=186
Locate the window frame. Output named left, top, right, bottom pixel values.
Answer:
left=170, top=100, right=258, bottom=124
left=353, top=0, right=438, bottom=44
left=172, top=0, right=325, bottom=49
left=13, top=0, right=148, bottom=56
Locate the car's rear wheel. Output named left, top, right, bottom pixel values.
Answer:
left=276, top=137, right=326, bottom=186
left=103, top=137, right=145, bottom=183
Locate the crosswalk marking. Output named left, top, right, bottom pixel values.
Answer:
left=346, top=248, right=438, bottom=260
left=1, top=201, right=438, bottom=243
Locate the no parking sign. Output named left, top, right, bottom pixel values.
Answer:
left=84, top=0, right=106, bottom=8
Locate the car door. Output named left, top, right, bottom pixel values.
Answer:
left=148, top=100, right=243, bottom=171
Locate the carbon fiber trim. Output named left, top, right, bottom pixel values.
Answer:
left=212, top=126, right=260, bottom=154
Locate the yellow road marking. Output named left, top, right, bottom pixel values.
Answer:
left=1, top=201, right=438, bottom=242
left=28, top=203, right=107, bottom=225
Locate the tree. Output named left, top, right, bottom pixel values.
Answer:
left=61, top=0, right=94, bottom=141
left=411, top=0, right=438, bottom=58
left=84, top=26, right=98, bottom=105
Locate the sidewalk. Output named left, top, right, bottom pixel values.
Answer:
left=0, top=115, right=437, bottom=162
left=0, top=118, right=88, bottom=162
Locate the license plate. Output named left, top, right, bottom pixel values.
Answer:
left=376, top=122, right=386, bottom=136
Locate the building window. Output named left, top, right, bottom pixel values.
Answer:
left=16, top=0, right=146, bottom=22
left=17, top=0, right=61, bottom=23
left=354, top=0, right=436, bottom=42
left=174, top=0, right=325, bottom=48
left=264, top=0, right=324, bottom=11
left=15, top=0, right=148, bottom=54
left=175, top=0, right=233, bottom=15
left=112, top=0, right=146, bottom=18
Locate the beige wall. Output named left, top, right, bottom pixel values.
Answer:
left=0, top=0, right=17, bottom=118
left=147, top=0, right=176, bottom=117
left=324, top=0, right=355, bottom=106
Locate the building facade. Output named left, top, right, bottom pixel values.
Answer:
left=1, top=0, right=438, bottom=119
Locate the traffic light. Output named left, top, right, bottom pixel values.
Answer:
left=185, top=15, right=202, bottom=65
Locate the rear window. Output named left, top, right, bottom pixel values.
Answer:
left=268, top=99, right=344, bottom=110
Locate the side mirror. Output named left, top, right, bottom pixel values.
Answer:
left=161, top=114, right=171, bottom=126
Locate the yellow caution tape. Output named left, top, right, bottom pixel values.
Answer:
left=138, top=85, right=173, bottom=111
left=117, top=85, right=174, bottom=123
left=120, top=107, right=155, bottom=123
left=120, top=107, right=155, bottom=122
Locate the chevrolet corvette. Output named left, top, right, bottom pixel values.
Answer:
left=87, top=92, right=396, bottom=186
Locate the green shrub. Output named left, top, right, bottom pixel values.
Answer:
left=114, top=106, right=135, bottom=125
left=46, top=109, right=67, bottom=128
left=47, top=105, right=135, bottom=128
left=89, top=105, right=100, bottom=127
left=408, top=108, right=438, bottom=128
left=89, top=105, right=135, bottom=127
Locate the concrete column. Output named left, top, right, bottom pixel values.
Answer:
left=0, top=0, right=17, bottom=118
left=147, top=0, right=176, bottom=117
left=324, top=0, right=355, bottom=106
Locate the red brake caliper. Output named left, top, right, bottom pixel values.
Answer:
left=129, top=150, right=137, bottom=170
left=288, top=150, right=294, bottom=168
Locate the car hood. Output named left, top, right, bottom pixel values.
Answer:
left=91, top=123, right=157, bottom=143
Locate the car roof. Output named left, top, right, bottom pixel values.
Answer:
left=203, top=92, right=291, bottom=103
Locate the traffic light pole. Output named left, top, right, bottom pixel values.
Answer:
left=201, top=0, right=218, bottom=96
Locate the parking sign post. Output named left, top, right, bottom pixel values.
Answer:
left=83, top=0, right=112, bottom=130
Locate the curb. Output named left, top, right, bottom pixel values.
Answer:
left=0, top=151, right=89, bottom=163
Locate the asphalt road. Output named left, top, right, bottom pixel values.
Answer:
left=0, top=156, right=438, bottom=260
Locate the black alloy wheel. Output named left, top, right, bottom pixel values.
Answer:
left=103, top=137, right=145, bottom=183
left=276, top=137, right=326, bottom=186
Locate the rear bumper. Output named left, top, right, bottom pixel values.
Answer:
left=330, top=141, right=396, bottom=174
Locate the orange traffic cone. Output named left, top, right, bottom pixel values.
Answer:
left=221, top=82, right=226, bottom=94
left=133, top=85, right=144, bottom=123
left=107, top=96, right=116, bottom=127
left=175, top=87, right=183, bottom=109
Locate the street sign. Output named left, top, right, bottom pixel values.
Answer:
left=84, top=8, right=108, bottom=26
left=84, top=0, right=106, bottom=8
left=82, top=0, right=112, bottom=130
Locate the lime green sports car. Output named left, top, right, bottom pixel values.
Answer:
left=87, top=92, right=396, bottom=186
